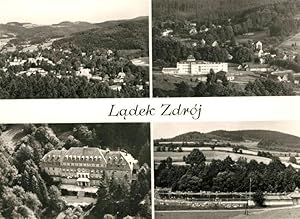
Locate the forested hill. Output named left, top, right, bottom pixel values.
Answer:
left=159, top=130, right=300, bottom=151
left=209, top=130, right=300, bottom=144
left=53, top=17, right=149, bottom=53
left=153, top=0, right=291, bottom=19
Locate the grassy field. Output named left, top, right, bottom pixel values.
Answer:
left=153, top=73, right=200, bottom=91
left=236, top=30, right=269, bottom=44
left=156, top=206, right=300, bottom=219
left=277, top=31, right=300, bottom=55
left=154, top=151, right=272, bottom=164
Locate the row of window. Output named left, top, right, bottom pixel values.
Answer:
left=62, top=162, right=105, bottom=167
left=62, top=168, right=104, bottom=174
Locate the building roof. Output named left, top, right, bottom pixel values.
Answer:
left=42, top=147, right=137, bottom=171
left=62, top=147, right=107, bottom=165
left=105, top=151, right=137, bottom=170
left=187, top=55, right=196, bottom=61
left=42, top=149, right=67, bottom=163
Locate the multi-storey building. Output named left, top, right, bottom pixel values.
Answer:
left=41, top=147, right=138, bottom=197
left=162, top=55, right=228, bottom=75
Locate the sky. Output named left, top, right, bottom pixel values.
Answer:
left=0, top=0, right=149, bottom=25
left=153, top=121, right=300, bottom=139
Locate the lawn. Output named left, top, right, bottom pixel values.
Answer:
left=153, top=73, right=201, bottom=91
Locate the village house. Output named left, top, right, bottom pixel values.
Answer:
left=212, top=41, right=219, bottom=47
left=41, top=147, right=138, bottom=198
left=109, top=85, right=122, bottom=91
left=254, top=41, right=263, bottom=50
left=189, top=27, right=198, bottom=35
left=76, top=67, right=92, bottom=79
left=161, top=29, right=173, bottom=37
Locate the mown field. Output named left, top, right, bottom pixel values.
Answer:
left=154, top=151, right=272, bottom=164
left=236, top=30, right=269, bottom=44
left=277, top=31, right=300, bottom=54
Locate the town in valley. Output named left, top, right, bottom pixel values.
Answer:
left=0, top=13, right=149, bottom=98
left=153, top=0, right=300, bottom=97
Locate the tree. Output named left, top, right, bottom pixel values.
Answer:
left=253, top=190, right=265, bottom=207
left=138, top=142, right=150, bottom=165
left=47, top=185, right=65, bottom=215
left=289, top=156, right=297, bottom=164
left=175, top=82, right=193, bottom=97
left=185, top=149, right=206, bottom=166
left=73, top=125, right=96, bottom=145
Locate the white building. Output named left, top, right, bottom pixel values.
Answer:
left=162, top=56, right=228, bottom=75
left=254, top=41, right=263, bottom=50
left=161, top=29, right=173, bottom=37
left=41, top=147, right=138, bottom=197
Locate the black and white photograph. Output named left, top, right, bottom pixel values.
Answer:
left=0, top=0, right=149, bottom=98
left=152, top=0, right=300, bottom=97
left=0, top=123, right=151, bottom=219
left=154, top=121, right=300, bottom=219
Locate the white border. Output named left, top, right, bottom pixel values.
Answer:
left=0, top=96, right=299, bottom=124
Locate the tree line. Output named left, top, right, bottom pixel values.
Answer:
left=156, top=149, right=300, bottom=195
left=154, top=70, right=295, bottom=97
left=0, top=73, right=149, bottom=98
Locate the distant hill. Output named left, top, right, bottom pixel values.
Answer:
left=158, top=130, right=300, bottom=152
left=0, top=21, right=98, bottom=43
left=53, top=17, right=149, bottom=53
left=153, top=0, right=291, bottom=19
left=0, top=17, right=148, bottom=49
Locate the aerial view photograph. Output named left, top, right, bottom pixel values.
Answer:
left=0, top=0, right=149, bottom=98
left=0, top=123, right=151, bottom=219
left=152, top=0, right=300, bottom=97
left=154, top=121, right=300, bottom=219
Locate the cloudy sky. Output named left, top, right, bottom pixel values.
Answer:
left=153, top=121, right=300, bottom=139
left=0, top=0, right=149, bottom=25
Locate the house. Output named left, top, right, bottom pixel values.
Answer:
left=109, top=85, right=122, bottom=91
left=162, top=29, right=173, bottom=37
left=118, top=72, right=126, bottom=79
left=41, top=147, right=138, bottom=197
left=103, top=74, right=110, bottom=81
left=162, top=68, right=178, bottom=74
left=189, top=22, right=197, bottom=27
left=200, top=39, right=206, bottom=46
left=212, top=41, right=219, bottom=47
left=113, top=78, right=124, bottom=83
left=189, top=27, right=198, bottom=35
left=91, top=76, right=103, bottom=81
left=107, top=49, right=113, bottom=56
left=254, top=41, right=263, bottom=50
left=227, top=54, right=233, bottom=61
left=76, top=67, right=92, bottom=79
left=257, top=49, right=264, bottom=58
left=264, top=194, right=293, bottom=207
left=17, top=68, right=48, bottom=77
left=226, top=74, right=235, bottom=81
